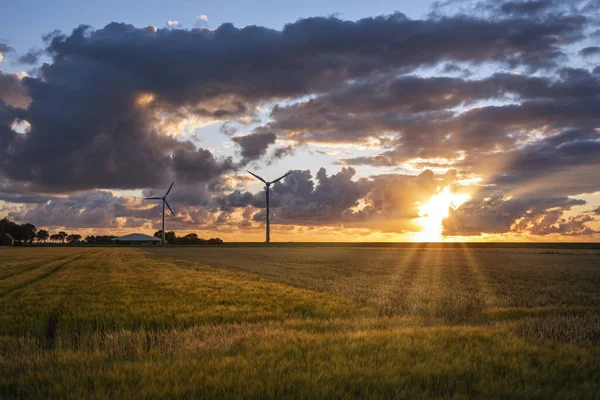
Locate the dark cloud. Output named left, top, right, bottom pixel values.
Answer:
left=580, top=46, right=600, bottom=57
left=513, top=212, right=596, bottom=236
left=268, top=167, right=371, bottom=224
left=444, top=192, right=590, bottom=235
left=171, top=148, right=236, bottom=184
left=0, top=179, right=53, bottom=204
left=18, top=49, right=44, bottom=65
left=0, top=71, right=30, bottom=108
left=500, top=0, right=554, bottom=15
left=264, top=69, right=600, bottom=166
left=441, top=62, right=472, bottom=76
left=258, top=67, right=600, bottom=205
left=271, top=145, right=296, bottom=161
left=232, top=132, right=276, bottom=162
left=0, top=43, right=14, bottom=57
left=0, top=8, right=589, bottom=193
left=216, top=168, right=455, bottom=231
left=7, top=190, right=149, bottom=229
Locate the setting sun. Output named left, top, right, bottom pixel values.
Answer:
left=413, top=186, right=470, bottom=242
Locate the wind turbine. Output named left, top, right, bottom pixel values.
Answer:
left=247, top=170, right=292, bottom=243
left=144, top=181, right=175, bottom=245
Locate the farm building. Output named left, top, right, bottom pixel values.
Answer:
left=0, top=233, right=22, bottom=246
left=111, top=233, right=161, bottom=245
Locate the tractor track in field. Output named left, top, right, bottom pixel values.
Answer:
left=0, top=252, right=93, bottom=298
left=0, top=254, right=75, bottom=281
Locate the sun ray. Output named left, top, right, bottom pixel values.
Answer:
left=413, top=187, right=470, bottom=242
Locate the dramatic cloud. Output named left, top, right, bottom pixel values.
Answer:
left=8, top=190, right=159, bottom=229
left=444, top=193, right=591, bottom=236
left=0, top=9, right=589, bottom=191
left=580, top=46, right=600, bottom=57
left=499, top=0, right=553, bottom=15
left=232, top=132, right=277, bottom=163
left=217, top=168, right=455, bottom=231
left=0, top=71, right=30, bottom=108
left=171, top=148, right=236, bottom=184
left=1, top=2, right=599, bottom=239
left=0, top=44, right=14, bottom=63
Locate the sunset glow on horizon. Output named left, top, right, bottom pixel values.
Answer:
left=413, top=187, right=470, bottom=242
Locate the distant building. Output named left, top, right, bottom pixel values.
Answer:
left=111, top=233, right=161, bottom=245
left=0, top=233, right=22, bottom=246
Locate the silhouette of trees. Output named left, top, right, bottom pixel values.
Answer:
left=153, top=230, right=223, bottom=245
left=66, top=234, right=82, bottom=244
left=93, top=235, right=117, bottom=244
left=0, top=218, right=37, bottom=242
left=165, top=231, right=176, bottom=243
left=1, top=218, right=224, bottom=247
left=36, top=229, right=49, bottom=243
left=57, top=231, right=67, bottom=243
left=47, top=231, right=69, bottom=244
left=153, top=230, right=176, bottom=243
left=22, top=223, right=37, bottom=243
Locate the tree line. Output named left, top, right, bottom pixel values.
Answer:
left=1, top=219, right=87, bottom=244
left=1, top=218, right=223, bottom=245
left=153, top=231, right=224, bottom=245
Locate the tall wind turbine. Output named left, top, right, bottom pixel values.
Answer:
left=247, top=170, right=291, bottom=243
left=144, top=181, right=175, bottom=245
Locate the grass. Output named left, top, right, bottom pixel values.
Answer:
left=1, top=246, right=600, bottom=398
left=148, top=246, right=600, bottom=316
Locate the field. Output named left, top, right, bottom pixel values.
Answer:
left=1, top=246, right=600, bottom=399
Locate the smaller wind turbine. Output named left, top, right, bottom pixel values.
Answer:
left=144, top=181, right=175, bottom=245
left=247, top=170, right=291, bottom=243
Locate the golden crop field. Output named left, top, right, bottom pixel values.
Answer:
left=1, top=246, right=600, bottom=399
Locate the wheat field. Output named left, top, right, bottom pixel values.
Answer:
left=1, top=246, right=599, bottom=399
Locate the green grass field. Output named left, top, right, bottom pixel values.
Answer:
left=1, top=246, right=600, bottom=399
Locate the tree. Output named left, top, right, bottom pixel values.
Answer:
left=175, top=233, right=200, bottom=245
left=94, top=235, right=116, bottom=244
left=85, top=235, right=96, bottom=244
left=50, top=233, right=60, bottom=242
left=0, top=218, right=39, bottom=243
left=22, top=223, right=37, bottom=243
left=36, top=229, right=49, bottom=243
left=154, top=230, right=176, bottom=244
left=57, top=231, right=68, bottom=243
left=165, top=231, right=176, bottom=244
left=153, top=230, right=223, bottom=245
left=66, top=234, right=82, bottom=244
left=184, top=233, right=199, bottom=241
left=207, top=238, right=224, bottom=245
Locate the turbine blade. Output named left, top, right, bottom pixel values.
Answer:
left=270, top=171, right=292, bottom=184
left=165, top=180, right=175, bottom=197
left=144, top=197, right=162, bottom=200
left=247, top=170, right=267, bottom=184
left=165, top=199, right=175, bottom=216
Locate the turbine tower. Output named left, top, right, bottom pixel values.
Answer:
left=247, top=170, right=291, bottom=243
left=144, top=181, right=175, bottom=245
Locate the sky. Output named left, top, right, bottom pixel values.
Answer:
left=1, top=0, right=600, bottom=242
